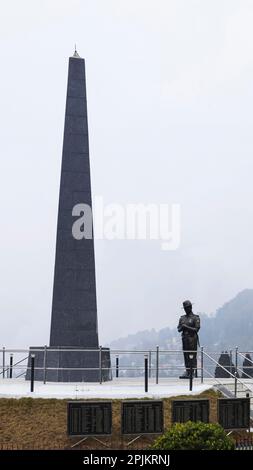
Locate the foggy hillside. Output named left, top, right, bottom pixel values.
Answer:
left=109, top=289, right=253, bottom=352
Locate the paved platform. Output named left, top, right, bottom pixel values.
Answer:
left=0, top=377, right=219, bottom=399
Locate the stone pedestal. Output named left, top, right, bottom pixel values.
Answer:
left=26, top=347, right=111, bottom=382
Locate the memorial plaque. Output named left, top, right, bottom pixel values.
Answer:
left=122, top=400, right=163, bottom=435
left=218, top=398, right=250, bottom=429
left=67, top=401, right=112, bottom=436
left=172, top=399, right=209, bottom=423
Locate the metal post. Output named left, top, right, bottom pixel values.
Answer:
left=30, top=354, right=35, bottom=392
left=99, top=346, right=102, bottom=384
left=2, top=347, right=5, bottom=379
left=43, top=345, right=47, bottom=384
left=189, top=354, right=193, bottom=391
left=149, top=350, right=152, bottom=378
left=116, top=356, right=119, bottom=378
left=144, top=354, right=148, bottom=392
left=156, top=345, right=159, bottom=384
left=201, top=346, right=204, bottom=383
left=235, top=346, right=238, bottom=398
left=9, top=354, right=13, bottom=379
left=189, top=365, right=193, bottom=391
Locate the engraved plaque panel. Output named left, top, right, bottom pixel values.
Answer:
left=122, top=400, right=163, bottom=435
left=218, top=398, right=250, bottom=429
left=67, top=401, right=112, bottom=436
left=172, top=400, right=209, bottom=423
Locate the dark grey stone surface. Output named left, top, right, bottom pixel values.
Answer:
left=49, top=56, right=98, bottom=351
left=50, top=57, right=98, bottom=348
left=26, top=347, right=112, bottom=382
left=27, top=54, right=111, bottom=382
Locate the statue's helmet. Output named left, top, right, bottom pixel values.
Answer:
left=183, top=300, right=192, bottom=308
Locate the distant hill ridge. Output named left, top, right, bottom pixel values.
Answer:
left=109, top=289, right=253, bottom=351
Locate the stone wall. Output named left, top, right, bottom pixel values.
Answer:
left=0, top=390, right=221, bottom=450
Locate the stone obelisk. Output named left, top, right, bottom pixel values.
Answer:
left=27, top=51, right=111, bottom=382
left=50, top=51, right=99, bottom=349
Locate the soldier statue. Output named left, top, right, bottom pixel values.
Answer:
left=177, top=300, right=200, bottom=379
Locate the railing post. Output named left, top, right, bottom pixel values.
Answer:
left=2, top=347, right=5, bottom=379
left=116, top=355, right=119, bottom=378
left=156, top=345, right=159, bottom=384
left=99, top=346, right=102, bottom=384
left=189, top=365, right=193, bottom=391
left=30, top=354, right=35, bottom=392
left=144, top=354, right=148, bottom=392
left=201, top=346, right=204, bottom=383
left=149, top=350, right=152, bottom=378
left=43, top=345, right=47, bottom=384
left=9, top=354, right=13, bottom=379
left=189, top=353, right=194, bottom=391
left=235, top=346, right=238, bottom=397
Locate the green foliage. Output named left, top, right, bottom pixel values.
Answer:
left=150, top=421, right=235, bottom=450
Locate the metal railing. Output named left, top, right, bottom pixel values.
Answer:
left=0, top=346, right=253, bottom=397
left=0, top=354, right=29, bottom=379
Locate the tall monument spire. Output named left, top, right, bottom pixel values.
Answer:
left=26, top=53, right=111, bottom=382
left=49, top=54, right=99, bottom=350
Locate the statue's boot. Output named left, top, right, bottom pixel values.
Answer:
left=179, top=370, right=190, bottom=379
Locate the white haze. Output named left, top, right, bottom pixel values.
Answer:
left=0, top=0, right=252, bottom=347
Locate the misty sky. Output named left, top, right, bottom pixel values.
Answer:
left=0, top=0, right=253, bottom=347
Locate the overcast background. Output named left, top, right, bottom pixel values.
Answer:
left=0, top=0, right=253, bottom=347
